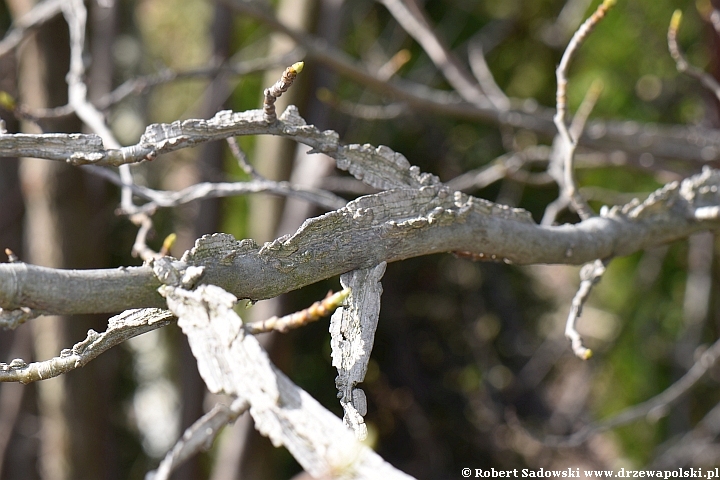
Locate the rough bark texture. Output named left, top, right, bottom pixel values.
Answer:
left=161, top=283, right=413, bottom=480
left=2, top=165, right=719, bottom=319
left=330, top=262, right=387, bottom=440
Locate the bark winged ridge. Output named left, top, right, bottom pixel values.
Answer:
left=1, top=164, right=719, bottom=320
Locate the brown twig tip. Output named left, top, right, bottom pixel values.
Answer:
left=263, top=61, right=305, bottom=123
left=245, top=287, right=350, bottom=334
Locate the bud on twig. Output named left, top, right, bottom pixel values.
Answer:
left=263, top=61, right=304, bottom=123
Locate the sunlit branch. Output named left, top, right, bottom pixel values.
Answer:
left=61, top=0, right=138, bottom=215
left=565, top=259, right=607, bottom=359
left=554, top=0, right=615, bottom=221
left=3, top=167, right=720, bottom=317
left=0, top=309, right=175, bottom=383
left=244, top=289, right=350, bottom=334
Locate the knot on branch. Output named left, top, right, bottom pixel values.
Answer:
left=152, top=256, right=205, bottom=289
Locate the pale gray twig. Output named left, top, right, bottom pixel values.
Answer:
left=446, top=146, right=553, bottom=192
left=147, top=399, right=249, bottom=480
left=565, top=259, right=607, bottom=359
left=668, top=10, right=720, bottom=102
left=317, top=88, right=408, bottom=120
left=548, top=334, right=720, bottom=446
left=226, top=137, right=260, bottom=179
left=79, top=158, right=346, bottom=215
left=100, top=49, right=303, bottom=111
left=61, top=0, right=139, bottom=215
left=569, top=80, right=603, bottom=143
left=0, top=309, right=174, bottom=383
left=467, top=40, right=510, bottom=111
left=131, top=214, right=162, bottom=261
left=554, top=0, right=614, bottom=221
left=0, top=0, right=65, bottom=58
left=377, top=0, right=492, bottom=109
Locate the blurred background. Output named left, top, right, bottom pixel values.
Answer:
left=1, top=0, right=720, bottom=478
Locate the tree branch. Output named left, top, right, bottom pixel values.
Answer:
left=331, top=263, right=387, bottom=440
left=0, top=309, right=174, bottom=383
left=2, top=167, right=720, bottom=316
left=547, top=334, right=720, bottom=447
left=222, top=0, right=720, bottom=167
left=160, top=282, right=414, bottom=479
left=147, top=399, right=250, bottom=480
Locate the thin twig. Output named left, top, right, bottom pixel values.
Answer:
left=316, top=88, right=408, bottom=120
left=467, top=40, right=510, bottom=110
left=226, top=137, right=260, bottom=179
left=263, top=61, right=304, bottom=123
left=100, top=49, right=303, bottom=111
left=554, top=0, right=615, bottom=221
left=446, top=146, right=553, bottom=192
left=61, top=0, right=139, bottom=215
left=565, top=259, right=608, bottom=359
left=78, top=164, right=346, bottom=214
left=377, top=0, right=493, bottom=109
left=0, top=0, right=65, bottom=58
left=244, top=289, right=350, bottom=334
left=0, top=309, right=175, bottom=384
left=547, top=335, right=720, bottom=446
left=147, top=399, right=249, bottom=480
left=668, top=10, right=720, bottom=102
left=131, top=214, right=162, bottom=261
left=569, top=79, right=603, bottom=142
left=126, top=178, right=347, bottom=214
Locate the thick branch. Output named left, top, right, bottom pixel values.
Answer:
left=161, top=283, right=413, bottom=479
left=2, top=168, right=720, bottom=316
